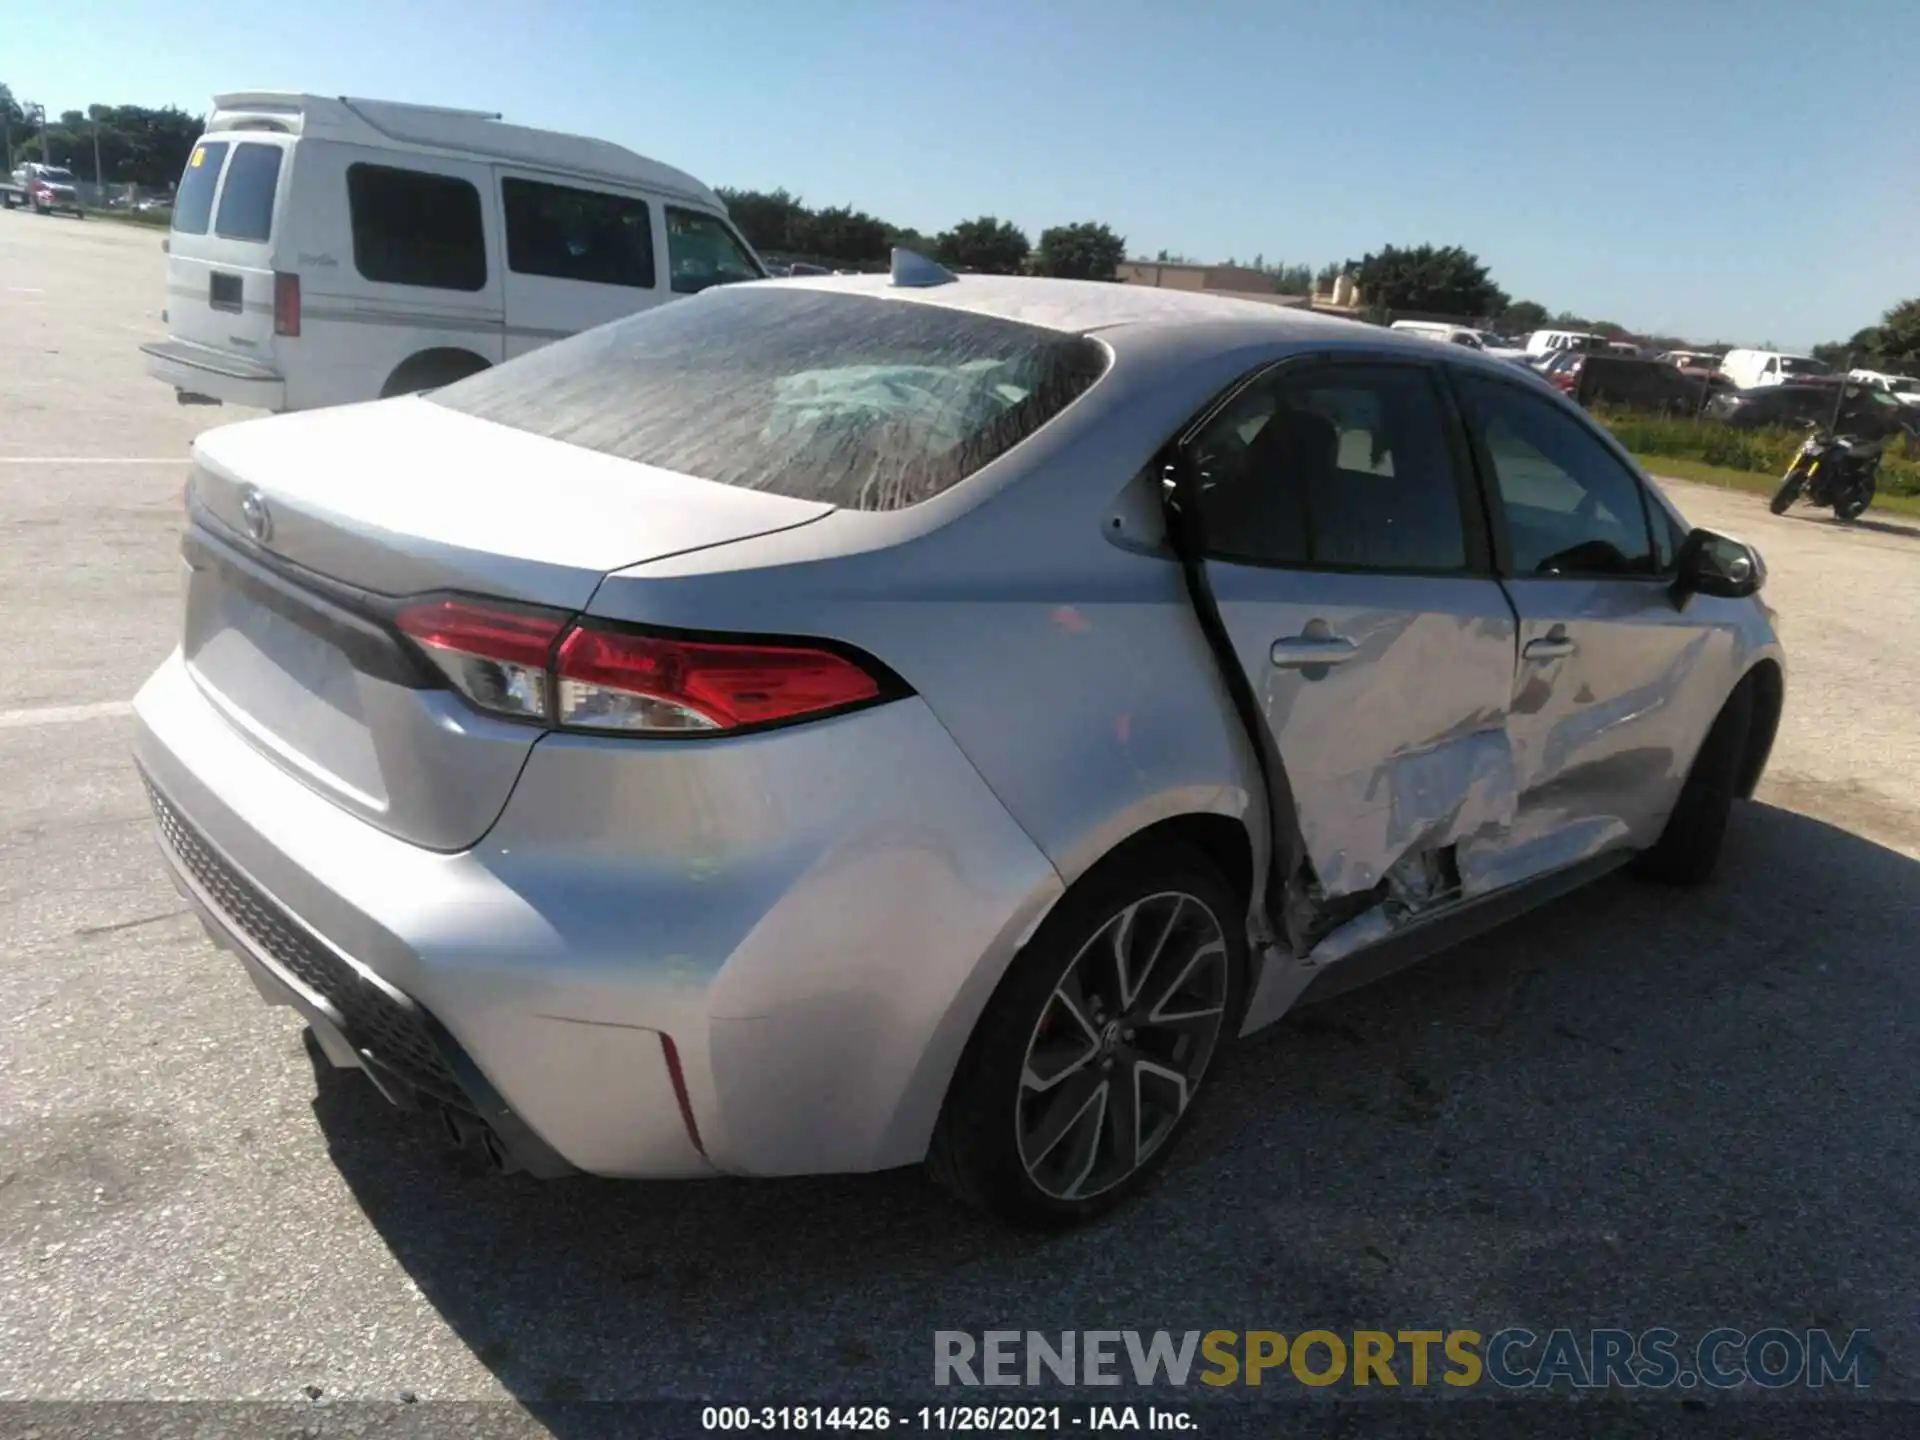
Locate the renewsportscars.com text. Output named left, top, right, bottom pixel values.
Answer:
left=934, top=1329, right=1875, bottom=1391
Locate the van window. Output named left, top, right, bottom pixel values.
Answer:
left=665, top=207, right=764, bottom=294
left=346, top=164, right=487, bottom=292
left=172, top=141, right=230, bottom=236
left=426, top=285, right=1107, bottom=511
left=503, top=178, right=655, bottom=289
left=213, top=143, right=283, bottom=242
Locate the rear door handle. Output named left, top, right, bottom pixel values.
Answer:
left=1271, top=635, right=1358, bottom=669
left=1523, top=636, right=1577, bottom=661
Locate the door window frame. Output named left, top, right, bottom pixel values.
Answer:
left=1441, top=364, right=1668, bottom=582
left=1172, top=350, right=1496, bottom=578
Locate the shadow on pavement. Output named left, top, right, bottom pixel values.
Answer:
left=308, top=800, right=1919, bottom=1425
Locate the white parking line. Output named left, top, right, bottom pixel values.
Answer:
left=0, top=457, right=183, bottom=464
left=0, top=700, right=136, bottom=729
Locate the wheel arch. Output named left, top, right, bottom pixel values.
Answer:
left=1735, top=657, right=1785, bottom=799
left=380, top=346, right=491, bottom=398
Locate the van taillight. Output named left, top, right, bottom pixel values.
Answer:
left=273, top=272, right=301, bottom=337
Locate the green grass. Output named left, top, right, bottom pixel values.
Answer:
left=1631, top=453, right=1920, bottom=519
left=82, top=205, right=171, bottom=227
left=1597, top=407, right=1920, bottom=503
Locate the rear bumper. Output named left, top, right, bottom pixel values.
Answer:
left=133, top=650, right=1061, bottom=1180
left=142, top=338, right=286, bottom=411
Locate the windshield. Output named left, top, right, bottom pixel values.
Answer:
left=1780, top=357, right=1830, bottom=376
left=39, top=168, right=75, bottom=184
left=428, top=286, right=1109, bottom=511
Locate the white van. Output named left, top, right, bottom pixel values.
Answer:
left=1717, top=349, right=1830, bottom=391
left=143, top=93, right=766, bottom=412
left=1524, top=329, right=1604, bottom=356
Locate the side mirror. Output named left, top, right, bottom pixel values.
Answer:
left=1671, top=527, right=1763, bottom=606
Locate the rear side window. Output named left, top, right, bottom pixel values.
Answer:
left=171, top=141, right=230, bottom=235
left=213, top=143, right=283, bottom=242
left=1191, top=363, right=1470, bottom=572
left=665, top=207, right=764, bottom=294
left=503, top=178, right=654, bottom=289
left=346, top=164, right=486, bottom=291
left=427, top=286, right=1107, bottom=511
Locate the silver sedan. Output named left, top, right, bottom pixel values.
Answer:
left=134, top=255, right=1784, bottom=1226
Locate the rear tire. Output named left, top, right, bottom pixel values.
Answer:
left=1835, top=484, right=1873, bottom=522
left=1633, top=679, right=1755, bottom=886
left=929, top=843, right=1247, bottom=1228
left=1769, top=471, right=1804, bottom=514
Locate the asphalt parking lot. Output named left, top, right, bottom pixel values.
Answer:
left=2, top=210, right=1917, bottom=1428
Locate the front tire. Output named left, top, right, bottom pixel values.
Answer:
left=1769, top=470, right=1805, bottom=515
left=1634, top=679, right=1755, bottom=886
left=930, top=844, right=1247, bottom=1228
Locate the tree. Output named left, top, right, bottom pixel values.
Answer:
left=1032, top=222, right=1126, bottom=281
left=1348, top=244, right=1507, bottom=319
left=1497, top=299, right=1549, bottom=333
left=932, top=215, right=1029, bottom=275
left=796, top=205, right=891, bottom=265
left=1872, top=298, right=1920, bottom=369
left=715, top=187, right=811, bottom=255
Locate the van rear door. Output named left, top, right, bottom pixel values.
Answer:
left=165, top=137, right=290, bottom=372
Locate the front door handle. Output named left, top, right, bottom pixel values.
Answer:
left=1271, top=635, right=1358, bottom=669
left=1523, top=635, right=1577, bottom=661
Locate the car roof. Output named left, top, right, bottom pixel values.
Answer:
left=752, top=271, right=1443, bottom=352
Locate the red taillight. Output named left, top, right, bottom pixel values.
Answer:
left=555, top=626, right=883, bottom=733
left=394, top=597, right=891, bottom=734
left=273, top=271, right=301, bottom=337
left=395, top=597, right=567, bottom=722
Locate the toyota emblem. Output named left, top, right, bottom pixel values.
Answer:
left=239, top=486, right=273, bottom=544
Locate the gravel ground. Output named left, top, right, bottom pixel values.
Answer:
left=1, top=210, right=1915, bottom=1437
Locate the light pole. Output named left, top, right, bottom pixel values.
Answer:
left=91, top=107, right=104, bottom=202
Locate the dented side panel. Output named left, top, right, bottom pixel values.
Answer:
left=1204, top=565, right=1520, bottom=900
left=1499, top=575, right=1740, bottom=864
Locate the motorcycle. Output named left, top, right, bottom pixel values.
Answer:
left=1769, top=422, right=1897, bottom=521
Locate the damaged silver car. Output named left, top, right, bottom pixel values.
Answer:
left=134, top=253, right=1784, bottom=1227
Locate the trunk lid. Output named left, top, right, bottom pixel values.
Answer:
left=182, top=399, right=836, bottom=851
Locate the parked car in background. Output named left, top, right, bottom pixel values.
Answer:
left=2, top=163, right=85, bottom=216
left=1569, top=354, right=1705, bottom=412
left=1850, top=369, right=1920, bottom=406
left=1718, top=348, right=1830, bottom=391
left=1525, top=329, right=1605, bottom=357
left=143, top=92, right=765, bottom=414
left=1705, top=378, right=1909, bottom=436
left=133, top=262, right=1783, bottom=1224
left=1388, top=321, right=1529, bottom=362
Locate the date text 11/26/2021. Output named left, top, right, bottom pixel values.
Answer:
left=702, top=1406, right=1195, bottom=1431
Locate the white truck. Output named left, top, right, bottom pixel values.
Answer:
left=143, top=93, right=766, bottom=412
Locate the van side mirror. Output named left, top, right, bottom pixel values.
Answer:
left=1671, top=527, right=1763, bottom=605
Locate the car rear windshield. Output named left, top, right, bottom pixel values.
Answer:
left=172, top=141, right=230, bottom=235
left=213, top=142, right=283, bottom=242
left=427, top=286, right=1110, bottom=511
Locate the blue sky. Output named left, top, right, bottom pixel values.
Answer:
left=11, top=0, right=1916, bottom=347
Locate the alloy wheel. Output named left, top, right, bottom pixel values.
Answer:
left=1014, top=891, right=1231, bottom=1201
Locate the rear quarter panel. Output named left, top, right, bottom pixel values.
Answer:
left=588, top=329, right=1302, bottom=897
